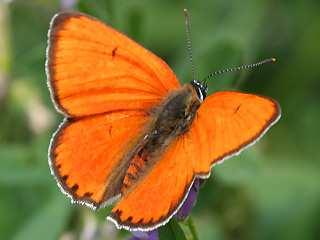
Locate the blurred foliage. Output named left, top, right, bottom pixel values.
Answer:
left=0, top=0, right=319, bottom=239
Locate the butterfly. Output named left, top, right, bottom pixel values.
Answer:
left=46, top=11, right=281, bottom=232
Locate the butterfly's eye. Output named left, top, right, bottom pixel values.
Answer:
left=190, top=80, right=208, bottom=101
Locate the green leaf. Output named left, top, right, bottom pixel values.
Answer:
left=170, top=219, right=188, bottom=240
left=176, top=218, right=200, bottom=240
left=159, top=221, right=176, bottom=240
left=160, top=218, right=199, bottom=240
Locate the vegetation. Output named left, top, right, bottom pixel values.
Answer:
left=0, top=0, right=319, bottom=239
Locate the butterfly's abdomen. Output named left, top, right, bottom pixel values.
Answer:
left=121, top=84, right=201, bottom=194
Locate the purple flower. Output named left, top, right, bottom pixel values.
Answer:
left=60, top=0, right=77, bottom=10
left=130, top=230, right=159, bottom=240
left=175, top=178, right=203, bottom=220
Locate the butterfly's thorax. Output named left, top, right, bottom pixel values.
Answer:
left=120, top=84, right=201, bottom=194
left=148, top=84, right=201, bottom=146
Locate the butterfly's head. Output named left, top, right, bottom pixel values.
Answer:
left=190, top=80, right=208, bottom=102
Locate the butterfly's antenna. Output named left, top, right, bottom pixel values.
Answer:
left=184, top=9, right=197, bottom=80
left=203, top=58, right=276, bottom=83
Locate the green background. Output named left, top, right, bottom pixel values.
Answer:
left=0, top=0, right=319, bottom=239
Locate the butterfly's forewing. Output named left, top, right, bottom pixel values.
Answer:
left=108, top=91, right=280, bottom=231
left=47, top=13, right=181, bottom=208
left=46, top=12, right=180, bottom=117
left=49, top=111, right=149, bottom=209
left=192, top=91, right=281, bottom=174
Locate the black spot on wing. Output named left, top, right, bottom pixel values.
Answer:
left=234, top=104, right=242, bottom=114
left=112, top=47, right=118, bottom=58
left=62, top=175, right=69, bottom=181
left=70, top=184, right=79, bottom=193
left=83, top=192, right=93, bottom=198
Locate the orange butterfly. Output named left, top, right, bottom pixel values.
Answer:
left=46, top=11, right=281, bottom=231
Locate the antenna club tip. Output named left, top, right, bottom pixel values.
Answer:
left=271, top=57, right=277, bottom=62
left=183, top=8, right=188, bottom=12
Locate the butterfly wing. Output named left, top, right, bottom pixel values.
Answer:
left=46, top=12, right=180, bottom=117
left=49, top=110, right=149, bottom=209
left=108, top=137, right=195, bottom=231
left=108, top=91, right=280, bottom=231
left=191, top=91, right=281, bottom=175
left=47, top=12, right=181, bottom=209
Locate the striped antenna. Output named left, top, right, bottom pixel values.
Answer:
left=203, top=58, right=276, bottom=82
left=184, top=9, right=197, bottom=81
